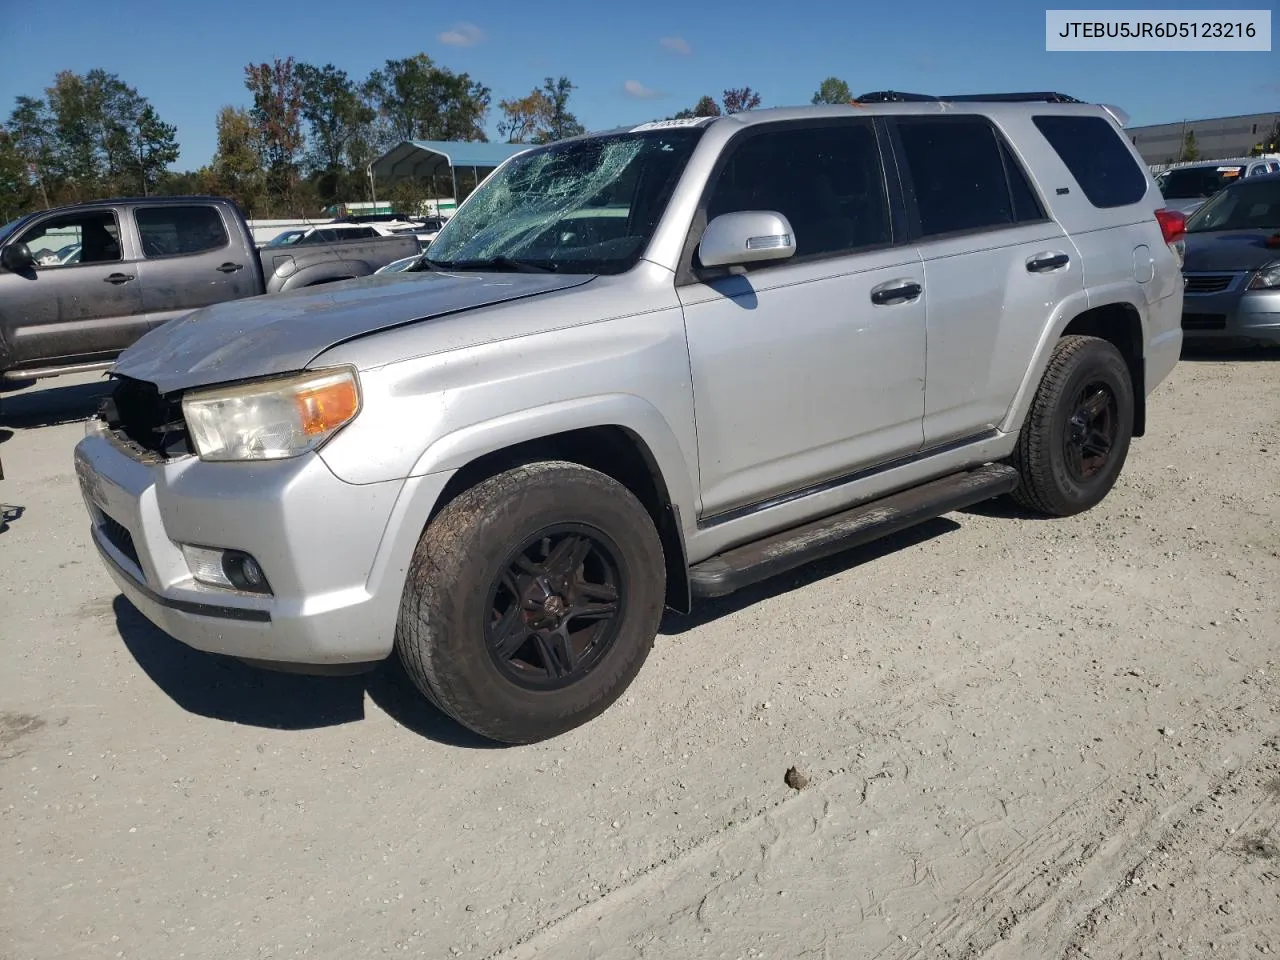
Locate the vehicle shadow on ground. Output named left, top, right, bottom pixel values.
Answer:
left=0, top=378, right=112, bottom=428
left=1179, top=344, right=1280, bottom=362
left=112, top=596, right=505, bottom=749
left=660, top=517, right=961, bottom=634
left=113, top=521, right=967, bottom=741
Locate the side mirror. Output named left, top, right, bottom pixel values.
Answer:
left=698, top=211, right=796, bottom=269
left=1, top=242, right=34, bottom=272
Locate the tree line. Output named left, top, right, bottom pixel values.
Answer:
left=0, top=58, right=857, bottom=221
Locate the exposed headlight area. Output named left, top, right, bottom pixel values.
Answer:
left=1247, top=261, right=1280, bottom=291
left=182, top=367, right=361, bottom=462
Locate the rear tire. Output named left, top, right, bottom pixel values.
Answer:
left=395, top=461, right=666, bottom=744
left=1010, top=335, right=1134, bottom=517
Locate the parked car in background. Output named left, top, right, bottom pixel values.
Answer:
left=262, top=227, right=310, bottom=248
left=1179, top=171, right=1280, bottom=345
left=0, top=196, right=421, bottom=381
left=1156, top=157, right=1280, bottom=215
left=73, top=93, right=1183, bottom=744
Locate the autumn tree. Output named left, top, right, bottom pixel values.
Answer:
left=811, top=77, right=852, bottom=105
left=244, top=58, right=305, bottom=208
left=722, top=87, right=762, bottom=115
left=497, top=91, right=546, bottom=143
left=366, top=54, right=490, bottom=143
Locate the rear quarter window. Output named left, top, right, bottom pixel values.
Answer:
left=1032, top=115, right=1148, bottom=209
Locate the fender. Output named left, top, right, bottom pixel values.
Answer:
left=355, top=393, right=701, bottom=624
left=407, top=392, right=701, bottom=536
left=999, top=282, right=1148, bottom=437
left=276, top=261, right=375, bottom=292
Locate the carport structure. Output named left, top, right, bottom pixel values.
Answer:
left=368, top=140, right=530, bottom=212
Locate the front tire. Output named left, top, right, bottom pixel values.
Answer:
left=395, top=462, right=667, bottom=744
left=1010, top=335, right=1135, bottom=517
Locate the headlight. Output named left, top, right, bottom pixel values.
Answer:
left=182, top=367, right=361, bottom=462
left=1247, top=261, right=1280, bottom=290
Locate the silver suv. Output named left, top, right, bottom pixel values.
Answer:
left=74, top=92, right=1185, bottom=743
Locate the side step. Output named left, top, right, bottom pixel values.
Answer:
left=688, top=463, right=1019, bottom=599
left=3, top=360, right=114, bottom=381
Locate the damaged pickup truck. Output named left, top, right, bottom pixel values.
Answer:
left=73, top=96, right=1184, bottom=743
left=0, top=196, right=420, bottom=381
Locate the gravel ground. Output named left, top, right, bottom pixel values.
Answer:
left=1, top=351, right=1277, bottom=960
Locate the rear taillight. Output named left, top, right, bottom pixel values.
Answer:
left=1155, top=208, right=1186, bottom=245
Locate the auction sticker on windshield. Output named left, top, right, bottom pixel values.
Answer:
left=630, top=117, right=718, bottom=132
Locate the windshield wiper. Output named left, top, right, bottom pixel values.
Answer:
left=408, top=255, right=447, bottom=272
left=436, top=256, right=557, bottom=274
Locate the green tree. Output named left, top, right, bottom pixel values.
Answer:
left=722, top=87, right=762, bottom=115
left=811, top=77, right=852, bottom=105
left=7, top=96, right=55, bottom=207
left=129, top=104, right=180, bottom=195
left=244, top=58, right=305, bottom=208
left=1180, top=129, right=1199, bottom=162
left=673, top=95, right=722, bottom=120
left=44, top=70, right=111, bottom=192
left=366, top=54, right=490, bottom=143
left=533, top=76, right=584, bottom=142
left=0, top=129, right=38, bottom=219
left=209, top=105, right=266, bottom=215
left=295, top=62, right=376, bottom=173
left=1250, top=120, right=1279, bottom=156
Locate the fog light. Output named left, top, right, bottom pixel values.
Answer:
left=181, top=544, right=272, bottom=594
left=225, top=552, right=269, bottom=593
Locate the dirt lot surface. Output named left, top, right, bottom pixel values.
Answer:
left=1, top=354, right=1278, bottom=960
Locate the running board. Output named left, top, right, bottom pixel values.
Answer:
left=3, top=360, right=114, bottom=381
left=688, top=464, right=1019, bottom=599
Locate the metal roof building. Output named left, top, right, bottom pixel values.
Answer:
left=1127, top=112, right=1280, bottom=165
left=368, top=140, right=530, bottom=205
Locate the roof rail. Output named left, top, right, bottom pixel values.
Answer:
left=855, top=91, right=1083, bottom=104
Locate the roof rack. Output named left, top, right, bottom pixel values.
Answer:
left=855, top=91, right=1083, bottom=104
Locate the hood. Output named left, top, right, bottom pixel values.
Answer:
left=1165, top=198, right=1207, bottom=215
left=1182, top=229, right=1280, bottom=273
left=111, top=270, right=594, bottom=394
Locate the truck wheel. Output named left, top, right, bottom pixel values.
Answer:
left=1010, top=335, right=1134, bottom=517
left=395, top=462, right=667, bottom=744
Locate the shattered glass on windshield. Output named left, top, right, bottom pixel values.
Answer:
left=425, top=129, right=704, bottom=275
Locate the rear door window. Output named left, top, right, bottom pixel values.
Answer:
left=135, top=205, right=229, bottom=258
left=1032, top=114, right=1148, bottom=208
left=892, top=116, right=1045, bottom=238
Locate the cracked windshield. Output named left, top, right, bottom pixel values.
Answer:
left=424, top=129, right=702, bottom=273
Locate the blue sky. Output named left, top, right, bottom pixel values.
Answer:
left=2, top=0, right=1276, bottom=170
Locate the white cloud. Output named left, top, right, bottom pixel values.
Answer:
left=439, top=22, right=485, bottom=46
left=660, top=36, right=692, bottom=55
left=624, top=80, right=661, bottom=99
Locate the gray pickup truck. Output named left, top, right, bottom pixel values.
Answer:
left=0, top=196, right=421, bottom=381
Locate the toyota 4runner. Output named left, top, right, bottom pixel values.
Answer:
left=73, top=92, right=1185, bottom=743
